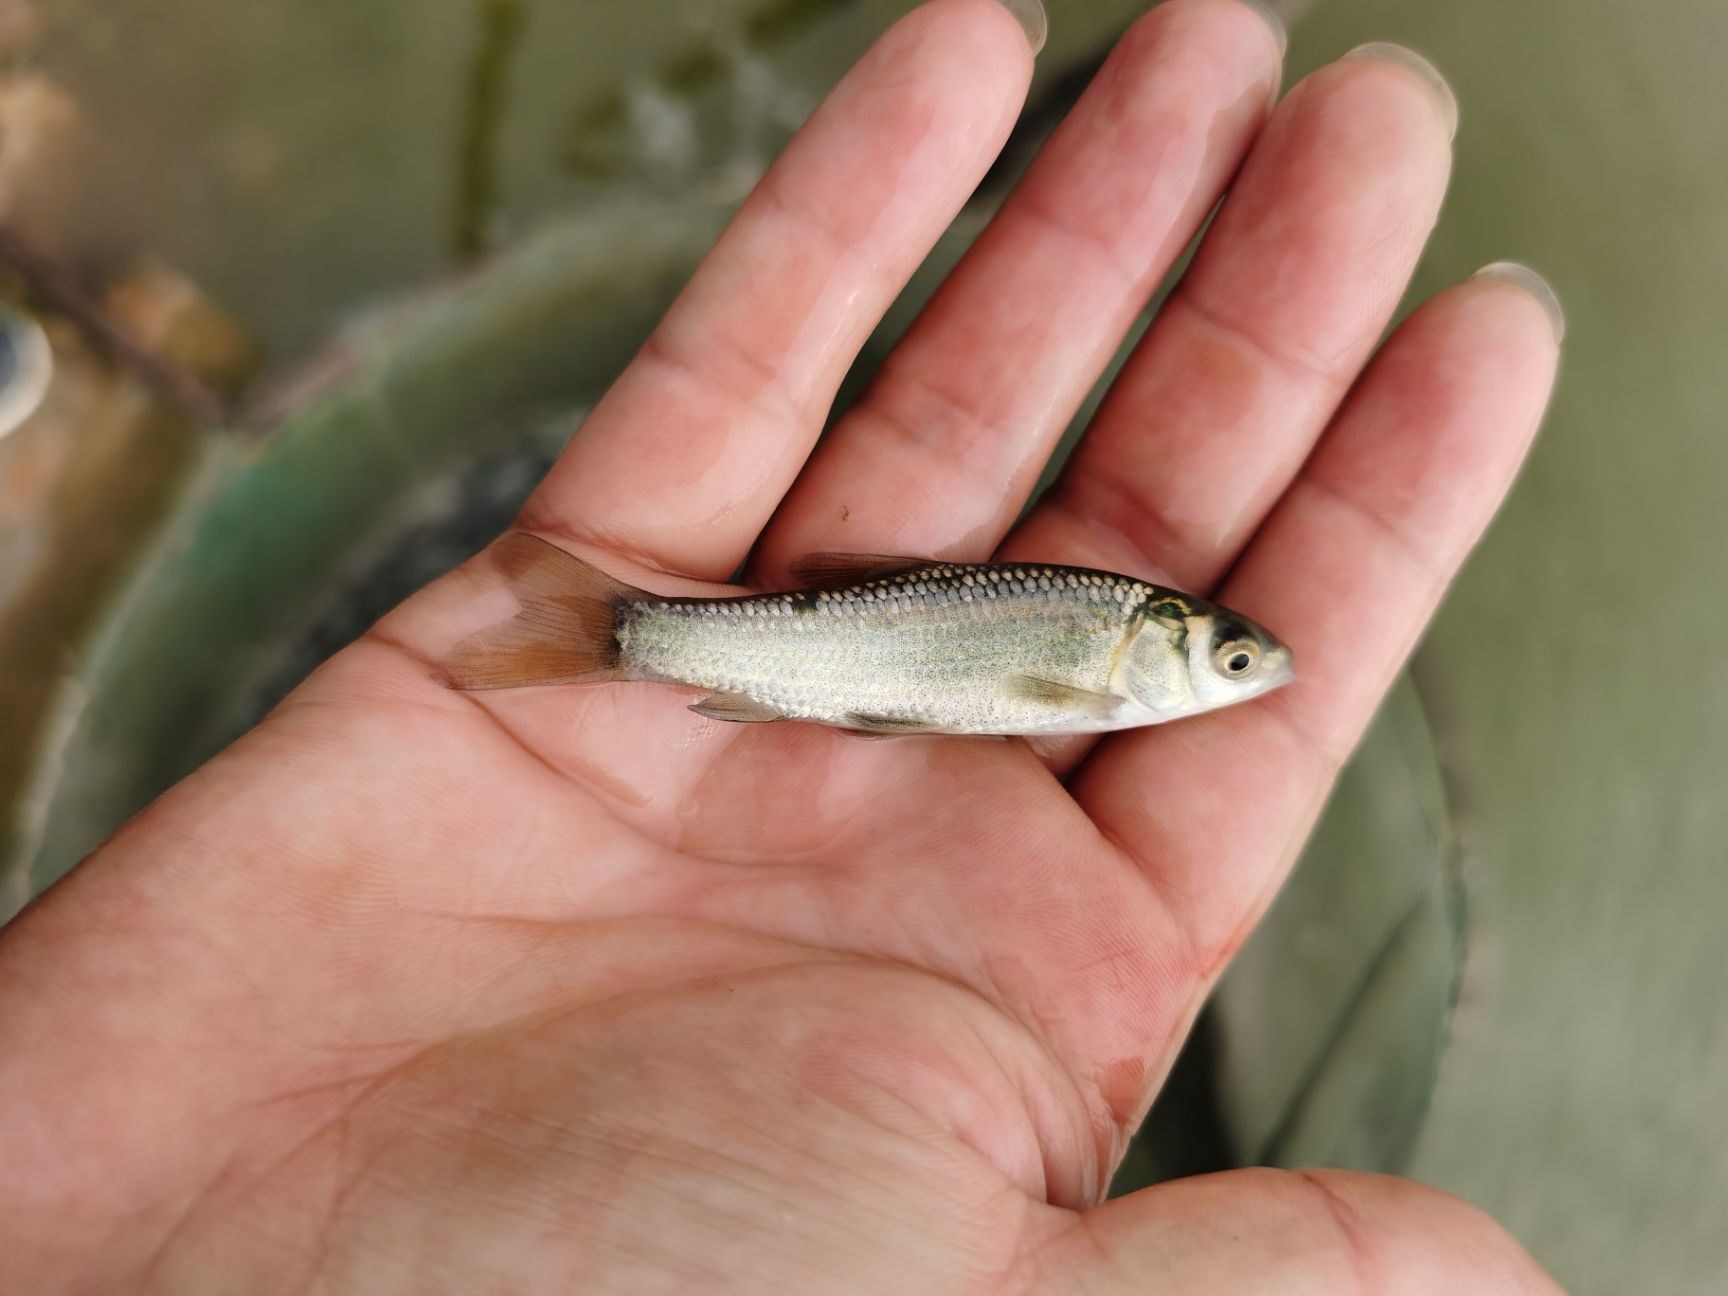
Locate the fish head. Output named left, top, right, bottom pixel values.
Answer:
left=1117, top=595, right=1294, bottom=718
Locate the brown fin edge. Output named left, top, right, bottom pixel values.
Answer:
left=441, top=535, right=643, bottom=690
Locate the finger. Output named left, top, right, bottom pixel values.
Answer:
left=1005, top=45, right=1456, bottom=769
left=1038, top=1168, right=1561, bottom=1293
left=1079, top=270, right=1562, bottom=974
left=753, top=0, right=1284, bottom=582
left=521, top=0, right=1034, bottom=581
left=1017, top=44, right=1457, bottom=587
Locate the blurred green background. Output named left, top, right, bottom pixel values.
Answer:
left=0, top=1, right=1720, bottom=1290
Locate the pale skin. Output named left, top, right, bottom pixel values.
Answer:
left=0, top=0, right=1564, bottom=1290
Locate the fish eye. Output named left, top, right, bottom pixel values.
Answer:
left=1212, top=638, right=1261, bottom=678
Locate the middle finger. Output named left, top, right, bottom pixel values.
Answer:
left=1010, top=44, right=1458, bottom=592
left=753, top=0, right=1285, bottom=582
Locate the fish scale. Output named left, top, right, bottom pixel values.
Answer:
left=440, top=537, right=1293, bottom=736
left=617, top=564, right=1156, bottom=734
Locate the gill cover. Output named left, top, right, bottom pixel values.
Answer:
left=1114, top=599, right=1199, bottom=715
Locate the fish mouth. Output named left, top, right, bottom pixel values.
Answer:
left=1261, top=642, right=1296, bottom=688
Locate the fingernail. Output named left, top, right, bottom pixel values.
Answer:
left=994, top=0, right=1047, bottom=55
left=1342, top=41, right=1458, bottom=139
left=1470, top=261, right=1566, bottom=343
left=1234, top=0, right=1288, bottom=56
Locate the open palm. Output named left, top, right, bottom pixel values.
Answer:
left=1, top=1, right=1562, bottom=1291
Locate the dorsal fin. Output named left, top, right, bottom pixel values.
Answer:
left=787, top=552, right=943, bottom=589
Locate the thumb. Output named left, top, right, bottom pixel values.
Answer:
left=1039, top=1168, right=1561, bottom=1294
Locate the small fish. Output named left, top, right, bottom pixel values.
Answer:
left=441, top=534, right=1293, bottom=736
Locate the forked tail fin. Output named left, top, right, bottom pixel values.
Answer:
left=440, top=534, right=643, bottom=689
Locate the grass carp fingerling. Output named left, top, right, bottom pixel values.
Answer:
left=440, top=534, right=1292, bottom=736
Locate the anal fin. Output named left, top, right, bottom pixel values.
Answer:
left=840, top=711, right=940, bottom=736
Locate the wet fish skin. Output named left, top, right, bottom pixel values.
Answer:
left=441, top=535, right=1294, bottom=736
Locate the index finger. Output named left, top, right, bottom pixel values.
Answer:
left=521, top=0, right=1035, bottom=581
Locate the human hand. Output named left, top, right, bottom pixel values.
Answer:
left=0, top=1, right=1563, bottom=1290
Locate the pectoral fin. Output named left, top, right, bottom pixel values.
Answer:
left=689, top=692, right=785, bottom=723
left=1019, top=734, right=1070, bottom=763
left=1005, top=675, right=1123, bottom=722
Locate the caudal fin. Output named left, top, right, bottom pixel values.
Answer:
left=440, top=534, right=641, bottom=690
